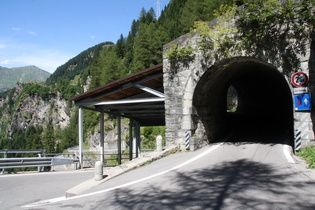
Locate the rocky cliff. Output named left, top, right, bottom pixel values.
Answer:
left=0, top=83, right=71, bottom=139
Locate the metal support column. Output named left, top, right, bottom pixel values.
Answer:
left=1, top=152, right=7, bottom=174
left=100, top=111, right=105, bottom=163
left=129, top=119, right=133, bottom=161
left=117, top=116, right=122, bottom=165
left=135, top=121, right=141, bottom=158
left=78, top=106, right=84, bottom=168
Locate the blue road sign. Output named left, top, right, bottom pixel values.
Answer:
left=294, top=94, right=311, bottom=111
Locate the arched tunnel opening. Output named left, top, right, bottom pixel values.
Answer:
left=193, top=57, right=294, bottom=146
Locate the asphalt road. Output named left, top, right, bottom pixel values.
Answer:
left=0, top=169, right=95, bottom=210
left=18, top=143, right=315, bottom=210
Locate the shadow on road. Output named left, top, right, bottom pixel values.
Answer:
left=100, top=159, right=315, bottom=209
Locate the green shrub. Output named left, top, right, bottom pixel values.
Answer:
left=297, top=146, right=315, bottom=169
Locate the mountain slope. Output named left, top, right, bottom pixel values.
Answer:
left=0, top=65, right=51, bottom=93
left=45, top=42, right=113, bottom=86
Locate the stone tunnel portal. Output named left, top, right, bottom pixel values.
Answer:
left=193, top=57, right=294, bottom=146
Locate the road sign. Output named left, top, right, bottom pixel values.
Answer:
left=294, top=94, right=311, bottom=111
left=291, top=72, right=308, bottom=87
left=293, top=87, right=309, bottom=95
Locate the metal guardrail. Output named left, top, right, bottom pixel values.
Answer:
left=0, top=150, right=46, bottom=158
left=0, top=149, right=155, bottom=171
left=0, top=157, right=79, bottom=169
left=0, top=150, right=79, bottom=173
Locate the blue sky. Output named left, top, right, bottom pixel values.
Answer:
left=0, top=0, right=170, bottom=73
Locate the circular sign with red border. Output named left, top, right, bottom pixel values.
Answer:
left=291, top=72, right=309, bottom=87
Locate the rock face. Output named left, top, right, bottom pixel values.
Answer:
left=0, top=83, right=71, bottom=138
left=0, top=82, right=126, bottom=153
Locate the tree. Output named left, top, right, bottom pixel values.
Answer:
left=131, top=22, right=168, bottom=73
left=180, top=0, right=233, bottom=33
left=88, top=46, right=112, bottom=89
left=25, top=125, right=43, bottom=150
left=124, top=20, right=140, bottom=69
left=58, top=107, right=79, bottom=152
left=102, top=50, right=127, bottom=83
left=116, top=34, right=126, bottom=59
left=236, top=0, right=315, bottom=75
left=141, top=126, right=165, bottom=149
left=43, top=122, right=55, bottom=153
left=158, top=0, right=188, bottom=40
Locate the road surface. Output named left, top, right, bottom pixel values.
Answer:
left=19, top=143, right=315, bottom=210
left=0, top=169, right=94, bottom=210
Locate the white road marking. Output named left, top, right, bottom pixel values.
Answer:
left=23, top=143, right=222, bottom=208
left=283, top=145, right=295, bottom=164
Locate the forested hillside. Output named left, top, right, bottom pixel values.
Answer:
left=0, top=0, right=235, bottom=154
left=87, top=0, right=233, bottom=90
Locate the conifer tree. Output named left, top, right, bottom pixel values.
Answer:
left=43, top=122, right=55, bottom=153
left=116, top=34, right=126, bottom=59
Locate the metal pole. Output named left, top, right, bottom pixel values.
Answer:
left=135, top=121, right=140, bottom=158
left=117, top=116, right=122, bottom=165
left=100, top=111, right=105, bottom=163
left=78, top=106, right=84, bottom=169
left=1, top=152, right=7, bottom=174
left=38, top=153, right=42, bottom=172
left=129, top=119, right=133, bottom=161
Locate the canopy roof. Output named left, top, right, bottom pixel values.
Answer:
left=69, top=63, right=165, bottom=126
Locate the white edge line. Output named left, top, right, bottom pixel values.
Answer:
left=283, top=145, right=295, bottom=164
left=22, top=143, right=222, bottom=208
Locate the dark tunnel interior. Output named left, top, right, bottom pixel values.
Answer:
left=193, top=58, right=294, bottom=146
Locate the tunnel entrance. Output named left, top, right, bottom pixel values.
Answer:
left=193, top=57, right=294, bottom=146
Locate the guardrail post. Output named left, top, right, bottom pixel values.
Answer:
left=73, top=154, right=78, bottom=170
left=1, top=152, right=7, bottom=174
left=38, top=154, right=42, bottom=172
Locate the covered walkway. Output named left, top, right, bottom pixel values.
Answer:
left=69, top=63, right=165, bottom=167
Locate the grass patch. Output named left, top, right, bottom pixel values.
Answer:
left=297, top=146, right=315, bottom=169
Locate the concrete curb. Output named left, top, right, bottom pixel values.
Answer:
left=65, top=146, right=178, bottom=198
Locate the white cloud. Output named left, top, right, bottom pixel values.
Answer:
left=11, top=27, right=21, bottom=31
left=28, top=31, right=37, bottom=36
left=0, top=59, right=9, bottom=64
left=90, top=35, right=95, bottom=39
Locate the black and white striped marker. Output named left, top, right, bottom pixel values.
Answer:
left=295, top=129, right=302, bottom=152
left=185, top=131, right=190, bottom=150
